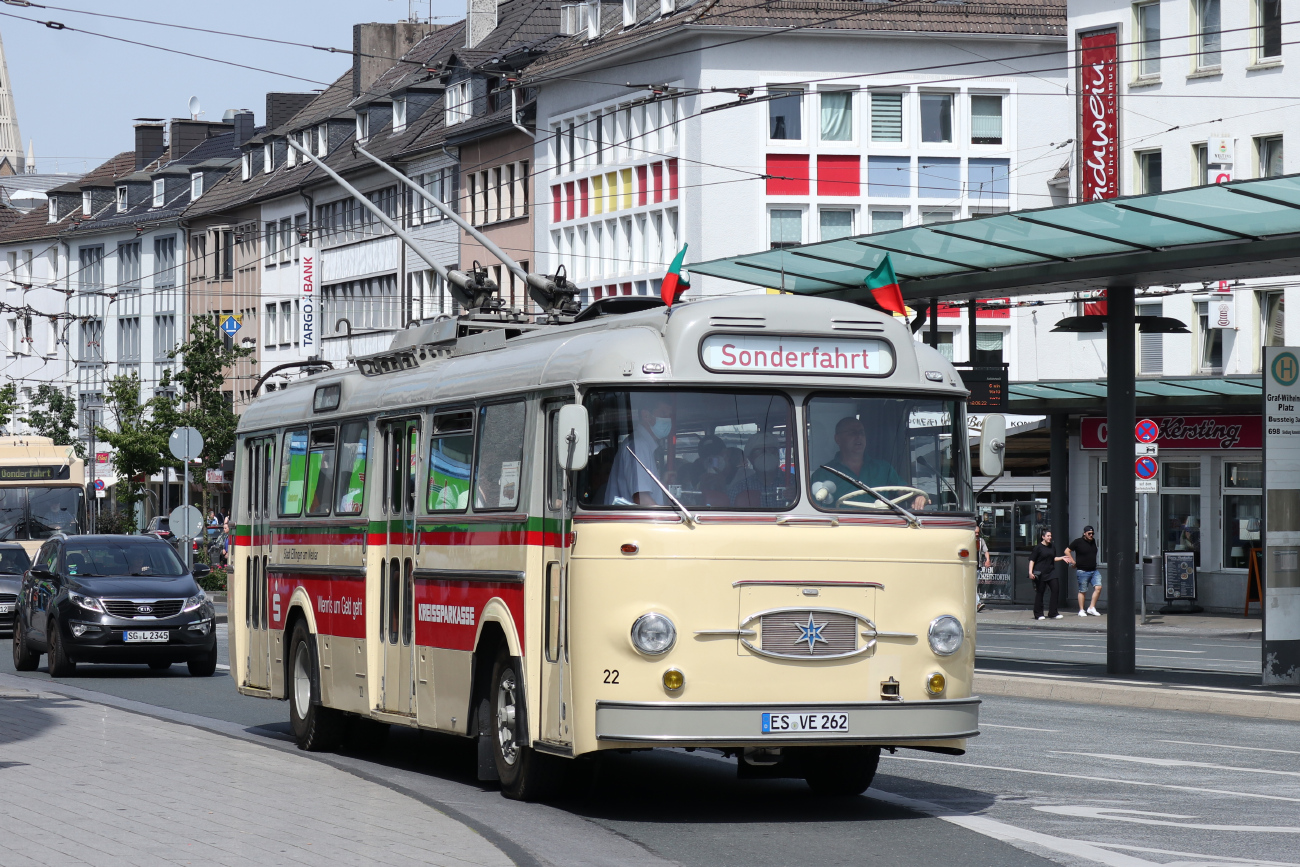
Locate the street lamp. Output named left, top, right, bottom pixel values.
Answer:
left=82, top=394, right=105, bottom=534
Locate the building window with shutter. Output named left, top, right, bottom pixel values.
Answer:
left=871, top=94, right=903, bottom=143
left=1138, top=301, right=1163, bottom=374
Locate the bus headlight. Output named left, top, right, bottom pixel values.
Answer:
left=631, top=613, right=676, bottom=655
left=928, top=615, right=964, bottom=656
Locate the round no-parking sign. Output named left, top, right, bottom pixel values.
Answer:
left=1135, top=419, right=1160, bottom=443
left=1134, top=455, right=1158, bottom=480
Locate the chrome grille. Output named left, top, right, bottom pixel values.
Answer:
left=759, top=610, right=857, bottom=657
left=0, top=593, right=15, bottom=605
left=103, top=599, right=184, bottom=619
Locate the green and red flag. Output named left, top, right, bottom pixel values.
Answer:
left=662, top=244, right=691, bottom=306
left=864, top=254, right=906, bottom=316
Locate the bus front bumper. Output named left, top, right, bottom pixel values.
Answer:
left=594, top=697, right=980, bottom=746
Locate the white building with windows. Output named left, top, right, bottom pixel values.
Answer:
left=527, top=0, right=1071, bottom=306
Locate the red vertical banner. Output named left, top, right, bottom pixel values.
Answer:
left=1079, top=28, right=1119, bottom=201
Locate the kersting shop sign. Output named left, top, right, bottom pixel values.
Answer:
left=700, top=334, right=894, bottom=376
left=299, top=248, right=316, bottom=359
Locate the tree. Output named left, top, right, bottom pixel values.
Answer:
left=96, top=374, right=175, bottom=518
left=171, top=316, right=252, bottom=471
left=23, top=385, right=86, bottom=458
left=0, top=382, right=18, bottom=433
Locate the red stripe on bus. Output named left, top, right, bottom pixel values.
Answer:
left=274, top=531, right=365, bottom=546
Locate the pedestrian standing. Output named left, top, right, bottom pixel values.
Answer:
left=1030, top=529, right=1067, bottom=620
left=1066, top=525, right=1102, bottom=616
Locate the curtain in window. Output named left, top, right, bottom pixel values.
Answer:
left=871, top=210, right=905, bottom=233
left=970, top=96, right=1003, bottom=144
left=819, top=210, right=853, bottom=241
left=976, top=331, right=1003, bottom=351
left=820, top=92, right=852, bottom=141
left=769, top=210, right=801, bottom=248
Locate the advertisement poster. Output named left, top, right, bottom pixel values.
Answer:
left=1079, top=29, right=1119, bottom=201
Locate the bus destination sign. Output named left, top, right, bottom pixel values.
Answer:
left=0, top=465, right=71, bottom=482
left=700, top=334, right=894, bottom=376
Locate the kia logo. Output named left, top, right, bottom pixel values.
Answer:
left=136, top=605, right=153, bottom=614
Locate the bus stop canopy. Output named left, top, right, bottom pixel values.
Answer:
left=690, top=174, right=1300, bottom=301
left=1009, top=375, right=1262, bottom=414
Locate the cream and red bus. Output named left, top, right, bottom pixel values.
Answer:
left=0, top=436, right=87, bottom=556
left=231, top=293, right=988, bottom=799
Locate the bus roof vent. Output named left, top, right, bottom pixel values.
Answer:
left=709, top=316, right=765, bottom=329
left=831, top=319, right=885, bottom=333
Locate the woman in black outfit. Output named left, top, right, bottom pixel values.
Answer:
left=1030, top=529, right=1068, bottom=620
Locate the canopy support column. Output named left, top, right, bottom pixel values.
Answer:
left=967, top=299, right=978, bottom=364
left=1050, top=413, right=1070, bottom=604
left=1106, top=286, right=1136, bottom=674
left=928, top=298, right=939, bottom=349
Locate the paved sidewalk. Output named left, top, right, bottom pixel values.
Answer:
left=0, top=686, right=512, bottom=867
left=977, top=606, right=1261, bottom=638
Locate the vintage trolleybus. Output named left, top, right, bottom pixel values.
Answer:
left=231, top=293, right=993, bottom=799
left=0, top=436, right=87, bottom=555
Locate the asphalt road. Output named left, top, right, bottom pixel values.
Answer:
left=3, top=630, right=1298, bottom=867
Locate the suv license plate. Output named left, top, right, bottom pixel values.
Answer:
left=761, top=712, right=849, bottom=734
left=124, top=630, right=169, bottom=643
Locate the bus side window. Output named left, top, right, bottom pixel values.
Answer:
left=474, top=401, right=527, bottom=511
left=278, top=429, right=308, bottom=517
left=427, top=411, right=474, bottom=512
left=335, top=422, right=369, bottom=515
left=305, top=427, right=337, bottom=517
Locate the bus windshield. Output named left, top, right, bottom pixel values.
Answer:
left=807, top=394, right=970, bottom=513
left=579, top=389, right=797, bottom=511
left=0, top=487, right=85, bottom=539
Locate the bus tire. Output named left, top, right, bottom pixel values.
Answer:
left=802, top=746, right=880, bottom=796
left=47, top=621, right=76, bottom=678
left=288, top=621, right=344, bottom=751
left=12, top=619, right=39, bottom=671
left=490, top=649, right=556, bottom=801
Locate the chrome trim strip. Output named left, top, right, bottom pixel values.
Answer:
left=532, top=740, right=575, bottom=758
left=732, top=579, right=883, bottom=589
left=595, top=698, right=980, bottom=710
left=412, top=569, right=525, bottom=584
left=268, top=564, right=366, bottom=576
left=693, top=629, right=757, bottom=637
left=596, top=731, right=980, bottom=744
left=418, top=513, right=529, bottom=525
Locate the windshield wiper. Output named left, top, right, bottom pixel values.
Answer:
left=817, top=465, right=921, bottom=529
left=625, top=448, right=697, bottom=527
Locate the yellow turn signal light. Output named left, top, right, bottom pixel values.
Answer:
left=663, top=668, right=685, bottom=692
left=926, top=672, right=946, bottom=695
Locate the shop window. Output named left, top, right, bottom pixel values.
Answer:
left=1161, top=462, right=1201, bottom=567
left=1223, top=461, right=1262, bottom=569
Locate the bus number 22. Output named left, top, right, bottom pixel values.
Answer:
left=603, top=669, right=619, bottom=684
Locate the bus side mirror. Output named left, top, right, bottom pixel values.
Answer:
left=556, top=404, right=589, bottom=472
left=979, top=413, right=1006, bottom=478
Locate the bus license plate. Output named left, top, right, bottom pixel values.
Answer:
left=761, top=712, right=849, bottom=734
left=124, top=630, right=170, bottom=643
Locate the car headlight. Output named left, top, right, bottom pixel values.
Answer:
left=70, top=593, right=104, bottom=614
left=631, top=613, right=676, bottom=655
left=928, top=615, right=964, bottom=656
left=182, top=591, right=206, bottom=613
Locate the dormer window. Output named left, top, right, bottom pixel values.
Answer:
left=152, top=179, right=165, bottom=208
left=242, top=151, right=251, bottom=181
left=317, top=122, right=328, bottom=157
left=356, top=111, right=370, bottom=141
left=446, top=81, right=472, bottom=126
left=393, top=97, right=407, bottom=133
left=191, top=172, right=203, bottom=201
left=623, top=0, right=636, bottom=27
left=660, top=0, right=674, bottom=15
left=560, top=3, right=587, bottom=35
left=82, top=191, right=92, bottom=215
left=116, top=186, right=128, bottom=213
left=48, top=198, right=58, bottom=223
left=263, top=142, right=273, bottom=174
left=287, top=138, right=297, bottom=168
left=587, top=0, right=601, bottom=38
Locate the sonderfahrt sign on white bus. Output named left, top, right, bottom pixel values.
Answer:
left=299, top=247, right=316, bottom=359
left=700, top=334, right=894, bottom=376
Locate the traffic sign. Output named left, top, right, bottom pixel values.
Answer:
left=220, top=314, right=242, bottom=338
left=170, top=505, right=204, bottom=539
left=93, top=479, right=105, bottom=491
left=1136, top=479, right=1159, bottom=493
left=1135, top=455, right=1159, bottom=480
left=1135, top=443, right=1158, bottom=457
left=1135, top=419, right=1160, bottom=443
left=169, top=427, right=204, bottom=461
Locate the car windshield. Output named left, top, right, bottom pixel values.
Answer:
left=64, top=539, right=187, bottom=578
left=0, top=546, right=31, bottom=574
left=807, top=394, right=971, bottom=513
left=578, top=389, right=798, bottom=511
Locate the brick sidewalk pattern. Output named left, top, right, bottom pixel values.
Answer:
left=0, top=688, right=512, bottom=867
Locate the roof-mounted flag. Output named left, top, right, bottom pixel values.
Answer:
left=864, top=253, right=906, bottom=316
left=662, top=244, right=691, bottom=306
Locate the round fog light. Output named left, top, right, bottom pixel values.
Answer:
left=926, top=672, right=946, bottom=695
left=662, top=668, right=684, bottom=691
left=71, top=624, right=87, bottom=637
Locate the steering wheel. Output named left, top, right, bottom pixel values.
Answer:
left=836, top=485, right=928, bottom=509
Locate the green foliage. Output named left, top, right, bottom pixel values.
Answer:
left=94, top=508, right=137, bottom=535
left=0, top=382, right=18, bottom=432
left=96, top=374, right=175, bottom=516
left=198, top=568, right=227, bottom=592
left=23, top=385, right=86, bottom=458
left=170, top=316, right=252, bottom=471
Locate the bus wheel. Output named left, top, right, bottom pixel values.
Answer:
left=803, top=746, right=880, bottom=796
left=288, top=621, right=344, bottom=752
left=12, top=619, right=40, bottom=671
left=491, top=649, right=556, bottom=801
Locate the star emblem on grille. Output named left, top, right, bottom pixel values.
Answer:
left=796, top=613, right=828, bottom=653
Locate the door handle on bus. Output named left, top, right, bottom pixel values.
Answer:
left=776, top=516, right=839, bottom=527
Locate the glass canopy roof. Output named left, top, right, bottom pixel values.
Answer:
left=690, top=175, right=1300, bottom=302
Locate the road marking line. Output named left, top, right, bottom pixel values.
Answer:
left=884, top=755, right=1300, bottom=803
left=981, top=723, right=1061, bottom=732
left=1036, top=806, right=1300, bottom=834
left=867, top=789, right=1158, bottom=867
left=977, top=668, right=1085, bottom=679
left=1159, top=740, right=1300, bottom=756
left=1086, top=841, right=1300, bottom=866
left=1057, top=752, right=1300, bottom=779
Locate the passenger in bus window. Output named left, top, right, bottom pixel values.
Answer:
left=606, top=398, right=674, bottom=506
left=727, top=433, right=796, bottom=508
left=810, top=416, right=904, bottom=492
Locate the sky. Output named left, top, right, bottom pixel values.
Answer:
left=1, top=0, right=463, bottom=176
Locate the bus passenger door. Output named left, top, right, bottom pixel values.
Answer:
left=245, top=436, right=274, bottom=690
left=540, top=401, right=574, bottom=747
left=380, top=419, right=419, bottom=715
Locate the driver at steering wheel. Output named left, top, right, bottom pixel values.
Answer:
left=812, top=416, right=905, bottom=491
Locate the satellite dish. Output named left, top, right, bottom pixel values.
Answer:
left=188, top=96, right=201, bottom=120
